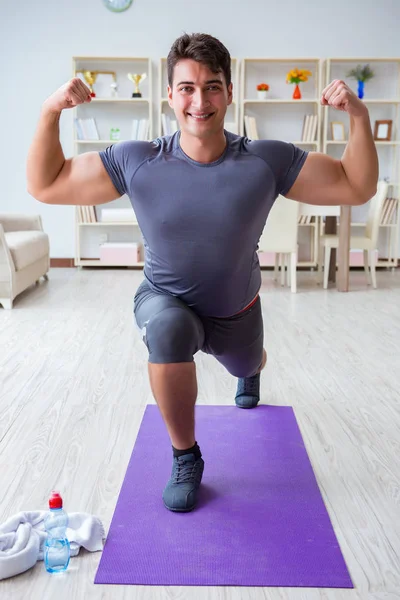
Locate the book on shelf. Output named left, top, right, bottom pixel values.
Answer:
left=77, top=206, right=97, bottom=223
left=301, top=114, right=318, bottom=142
left=381, top=197, right=398, bottom=224
left=161, top=114, right=179, bottom=136
left=244, top=115, right=259, bottom=140
left=298, top=215, right=313, bottom=224
left=74, top=118, right=100, bottom=141
left=131, top=119, right=149, bottom=140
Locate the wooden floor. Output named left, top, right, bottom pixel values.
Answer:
left=1, top=268, right=400, bottom=600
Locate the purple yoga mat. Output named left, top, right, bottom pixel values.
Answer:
left=95, top=405, right=353, bottom=588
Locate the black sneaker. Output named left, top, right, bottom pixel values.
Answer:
left=162, top=453, right=204, bottom=512
left=235, top=372, right=260, bottom=408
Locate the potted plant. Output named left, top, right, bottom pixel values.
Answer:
left=257, top=83, right=269, bottom=100
left=346, top=64, right=374, bottom=99
left=286, top=68, right=312, bottom=99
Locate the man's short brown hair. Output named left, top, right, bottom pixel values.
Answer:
left=167, top=33, right=231, bottom=88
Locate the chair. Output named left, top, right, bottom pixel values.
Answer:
left=258, top=195, right=299, bottom=292
left=299, top=202, right=341, bottom=268
left=318, top=181, right=389, bottom=289
left=0, top=214, right=50, bottom=309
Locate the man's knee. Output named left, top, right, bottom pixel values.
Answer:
left=228, top=365, right=258, bottom=378
left=224, top=349, right=267, bottom=378
left=144, top=307, right=203, bottom=363
left=257, top=349, right=267, bottom=373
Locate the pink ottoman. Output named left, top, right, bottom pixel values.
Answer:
left=100, top=242, right=141, bottom=265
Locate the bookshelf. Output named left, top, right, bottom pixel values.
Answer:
left=239, top=58, right=323, bottom=145
left=70, top=54, right=400, bottom=271
left=323, top=58, right=400, bottom=267
left=240, top=57, right=323, bottom=267
left=72, top=56, right=152, bottom=267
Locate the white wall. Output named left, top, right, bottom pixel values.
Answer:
left=1, top=0, right=399, bottom=257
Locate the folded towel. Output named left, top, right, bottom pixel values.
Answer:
left=0, top=511, right=105, bottom=580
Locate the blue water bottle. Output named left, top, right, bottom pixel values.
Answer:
left=44, top=491, right=71, bottom=573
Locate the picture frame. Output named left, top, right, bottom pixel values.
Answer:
left=331, top=121, right=345, bottom=141
left=374, top=120, right=392, bottom=141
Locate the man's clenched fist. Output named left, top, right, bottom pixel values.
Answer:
left=44, top=78, right=92, bottom=114
left=321, top=79, right=368, bottom=118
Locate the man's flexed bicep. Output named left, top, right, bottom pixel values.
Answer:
left=27, top=78, right=123, bottom=206
left=284, top=152, right=371, bottom=207
left=37, top=152, right=122, bottom=206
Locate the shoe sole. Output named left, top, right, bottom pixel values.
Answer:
left=163, top=501, right=197, bottom=512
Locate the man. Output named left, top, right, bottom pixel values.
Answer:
left=27, top=33, right=378, bottom=513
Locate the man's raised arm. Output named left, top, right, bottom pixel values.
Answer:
left=27, top=78, right=121, bottom=206
left=285, top=79, right=379, bottom=206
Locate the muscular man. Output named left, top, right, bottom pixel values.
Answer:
left=27, top=33, right=378, bottom=513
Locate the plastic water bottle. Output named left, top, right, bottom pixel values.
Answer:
left=44, top=491, right=71, bottom=573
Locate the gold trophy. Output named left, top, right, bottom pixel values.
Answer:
left=82, top=70, right=98, bottom=97
left=127, top=73, right=147, bottom=97
left=76, top=70, right=116, bottom=98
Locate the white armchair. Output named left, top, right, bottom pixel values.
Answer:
left=0, top=214, right=50, bottom=309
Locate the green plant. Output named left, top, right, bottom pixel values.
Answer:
left=346, top=64, right=374, bottom=82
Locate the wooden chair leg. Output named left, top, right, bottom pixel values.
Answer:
left=286, top=254, right=291, bottom=287
left=370, top=250, right=377, bottom=289
left=290, top=251, right=297, bottom=293
left=274, top=253, right=279, bottom=281
left=363, top=250, right=371, bottom=285
left=318, top=243, right=324, bottom=284
left=323, top=246, right=331, bottom=289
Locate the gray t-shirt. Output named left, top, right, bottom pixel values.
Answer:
left=99, top=131, right=307, bottom=317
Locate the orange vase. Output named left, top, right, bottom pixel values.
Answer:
left=293, top=84, right=301, bottom=100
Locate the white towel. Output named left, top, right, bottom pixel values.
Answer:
left=0, top=511, right=105, bottom=580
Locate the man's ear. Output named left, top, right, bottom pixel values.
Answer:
left=167, top=85, right=173, bottom=108
left=227, top=82, right=233, bottom=105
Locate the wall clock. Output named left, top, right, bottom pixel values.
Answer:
left=103, top=0, right=133, bottom=12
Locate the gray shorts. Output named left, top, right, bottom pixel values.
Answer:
left=133, top=279, right=263, bottom=378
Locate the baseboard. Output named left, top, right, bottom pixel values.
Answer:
left=50, top=258, right=75, bottom=267
left=51, top=258, right=399, bottom=270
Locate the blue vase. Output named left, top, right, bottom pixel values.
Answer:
left=357, top=80, right=364, bottom=99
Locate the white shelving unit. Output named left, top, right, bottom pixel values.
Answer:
left=239, top=58, right=323, bottom=144
left=158, top=57, right=240, bottom=137
left=323, top=58, right=400, bottom=268
left=72, top=56, right=152, bottom=268
left=69, top=54, right=400, bottom=271
left=240, top=58, right=323, bottom=267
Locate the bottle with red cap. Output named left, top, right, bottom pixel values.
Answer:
left=44, top=491, right=70, bottom=573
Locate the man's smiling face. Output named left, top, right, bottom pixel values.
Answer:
left=168, top=58, right=233, bottom=140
